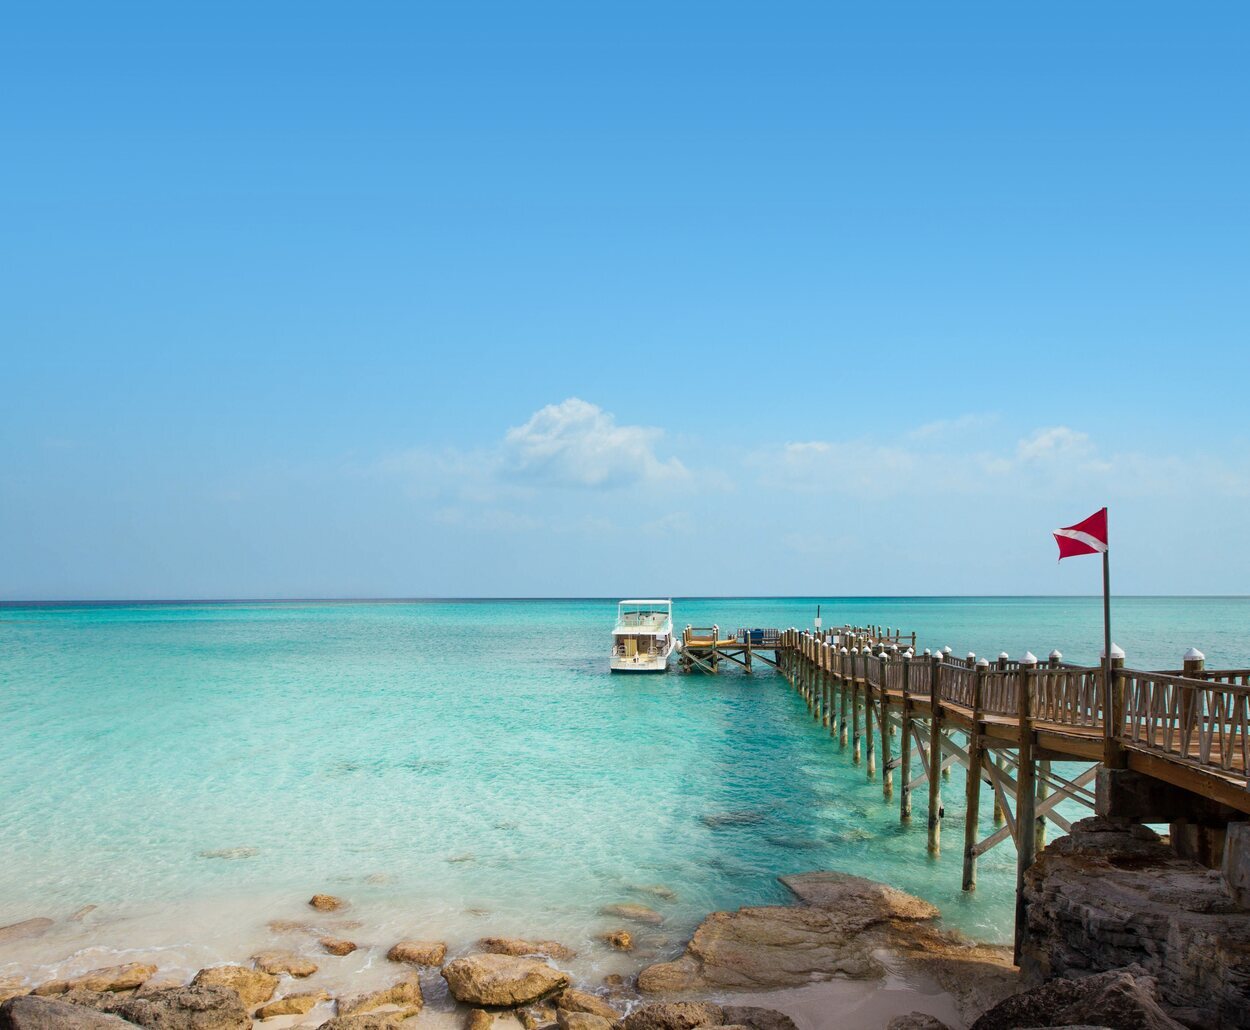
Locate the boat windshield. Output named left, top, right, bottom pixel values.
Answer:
left=615, top=600, right=671, bottom=630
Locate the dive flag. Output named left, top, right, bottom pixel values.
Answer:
left=1053, top=507, right=1108, bottom=561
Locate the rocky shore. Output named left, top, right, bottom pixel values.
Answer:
left=5, top=846, right=1249, bottom=1030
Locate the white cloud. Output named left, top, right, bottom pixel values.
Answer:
left=503, top=398, right=687, bottom=489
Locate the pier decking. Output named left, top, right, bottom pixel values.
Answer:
left=682, top=619, right=1250, bottom=957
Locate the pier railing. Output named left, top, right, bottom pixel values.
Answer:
left=780, top=626, right=1250, bottom=798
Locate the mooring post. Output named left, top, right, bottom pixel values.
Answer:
left=838, top=647, right=850, bottom=747
left=866, top=651, right=877, bottom=779
left=899, top=650, right=912, bottom=820
left=927, top=652, right=944, bottom=854
left=1014, top=651, right=1039, bottom=962
left=877, top=652, right=889, bottom=790
left=851, top=648, right=862, bottom=764
left=963, top=658, right=988, bottom=891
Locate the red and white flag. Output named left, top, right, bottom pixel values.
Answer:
left=1053, top=507, right=1108, bottom=561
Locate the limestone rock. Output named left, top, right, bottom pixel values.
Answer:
left=336, top=974, right=423, bottom=1018
left=884, top=1016, right=951, bottom=1030
left=466, top=1011, right=493, bottom=1030
left=555, top=989, right=618, bottom=1021
left=318, top=1015, right=415, bottom=1030
left=190, top=966, right=278, bottom=1009
left=721, top=1007, right=798, bottom=1030
left=779, top=871, right=940, bottom=922
left=517, top=1003, right=555, bottom=1030
left=0, top=982, right=28, bottom=1006
left=1019, top=818, right=1250, bottom=1028
left=251, top=952, right=318, bottom=978
left=320, top=937, right=358, bottom=956
left=386, top=940, right=447, bottom=966
left=441, top=954, right=570, bottom=1007
left=600, top=931, right=632, bottom=951
left=619, top=1002, right=725, bottom=1030
left=599, top=904, right=663, bottom=926
left=476, top=938, right=576, bottom=961
left=309, top=895, right=346, bottom=912
left=0, top=920, right=54, bottom=944
left=970, top=967, right=1183, bottom=1030
left=267, top=920, right=315, bottom=935
left=136, top=981, right=186, bottom=998
left=108, top=985, right=250, bottom=1030
left=0, top=996, right=132, bottom=1030
left=35, top=965, right=159, bottom=997
left=556, top=1014, right=611, bottom=1030
left=257, top=991, right=331, bottom=1019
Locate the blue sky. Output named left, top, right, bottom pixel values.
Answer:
left=2, top=3, right=1248, bottom=599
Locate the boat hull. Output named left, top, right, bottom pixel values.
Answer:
left=610, top=654, right=671, bottom=673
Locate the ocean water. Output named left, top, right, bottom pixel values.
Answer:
left=1, top=596, right=1247, bottom=988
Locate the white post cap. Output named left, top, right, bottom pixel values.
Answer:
left=998, top=651, right=1010, bottom=660
left=1020, top=651, right=1038, bottom=666
left=1183, top=647, right=1205, bottom=662
left=967, top=651, right=976, bottom=660
left=1049, top=649, right=1063, bottom=660
left=942, top=646, right=953, bottom=655
left=922, top=648, right=931, bottom=656
left=840, top=647, right=848, bottom=654
left=1101, top=643, right=1126, bottom=659
left=977, top=657, right=990, bottom=668
left=850, top=647, right=859, bottom=654
left=903, top=649, right=913, bottom=659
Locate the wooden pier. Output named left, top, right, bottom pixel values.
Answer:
left=676, top=625, right=783, bottom=675
left=686, top=619, right=1250, bottom=958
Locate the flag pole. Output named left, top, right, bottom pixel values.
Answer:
left=1102, top=510, right=1116, bottom=766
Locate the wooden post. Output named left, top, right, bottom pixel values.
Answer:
left=838, top=648, right=850, bottom=747
left=899, top=651, right=912, bottom=821
left=879, top=653, right=891, bottom=793
left=1014, top=653, right=1039, bottom=961
left=1104, top=642, right=1126, bottom=767
left=962, top=659, right=987, bottom=892
left=992, top=653, right=1008, bottom=826
left=866, top=651, right=877, bottom=780
left=927, top=653, right=944, bottom=854
left=852, top=648, right=862, bottom=764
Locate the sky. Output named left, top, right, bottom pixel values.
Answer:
left=2, top=3, right=1249, bottom=599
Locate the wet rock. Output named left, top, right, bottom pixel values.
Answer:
left=637, top=871, right=973, bottom=995
left=319, top=937, right=358, bottom=956
left=970, top=966, right=1183, bottom=1030
left=251, top=952, right=318, bottom=978
left=336, top=974, right=423, bottom=1018
left=35, top=965, right=159, bottom=997
left=318, top=1015, right=415, bottom=1030
left=0, top=982, right=27, bottom=1006
left=257, top=991, right=331, bottom=1019
left=441, top=954, right=570, bottom=1007
left=556, top=1014, right=611, bottom=1030
left=267, top=920, right=315, bottom=935
left=108, top=985, right=250, bottom=1030
left=309, top=894, right=346, bottom=912
left=701, top=811, right=766, bottom=828
left=555, top=990, right=618, bottom=1021
left=466, top=1011, right=493, bottom=1030
left=619, top=1002, right=725, bottom=1030
left=197, top=848, right=258, bottom=861
left=884, top=1016, right=952, bottom=1030
left=599, top=904, right=663, bottom=926
left=721, top=1008, right=797, bottom=1030
left=631, top=886, right=678, bottom=901
left=600, top=930, right=632, bottom=951
left=476, top=938, right=576, bottom=962
left=386, top=940, right=447, bottom=966
left=189, top=966, right=278, bottom=1009
left=517, top=1003, right=556, bottom=1030
left=0, top=920, right=54, bottom=944
left=0, top=996, right=132, bottom=1030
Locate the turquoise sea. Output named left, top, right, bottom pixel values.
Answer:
left=2, top=596, right=1248, bottom=980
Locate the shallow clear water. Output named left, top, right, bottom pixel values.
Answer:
left=1, top=596, right=1246, bottom=979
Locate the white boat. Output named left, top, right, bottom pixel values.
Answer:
left=610, top=599, right=674, bottom=673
